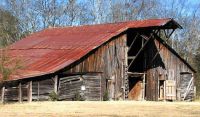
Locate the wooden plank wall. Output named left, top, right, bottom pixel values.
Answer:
left=0, top=78, right=54, bottom=102
left=146, top=38, right=194, bottom=101
left=4, top=86, right=18, bottom=101
left=0, top=87, right=2, bottom=101
left=155, top=39, right=194, bottom=101
left=65, top=34, right=127, bottom=100
left=180, top=73, right=194, bottom=100
left=146, top=39, right=162, bottom=101
left=83, top=74, right=101, bottom=100
left=32, top=79, right=54, bottom=101
left=154, top=40, right=193, bottom=84
left=0, top=83, right=28, bottom=102
left=21, top=83, right=28, bottom=101
left=59, top=75, right=83, bottom=100
left=58, top=74, right=101, bottom=101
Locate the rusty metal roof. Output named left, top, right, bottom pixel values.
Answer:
left=5, top=18, right=181, bottom=81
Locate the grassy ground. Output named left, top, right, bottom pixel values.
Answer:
left=0, top=101, right=200, bottom=117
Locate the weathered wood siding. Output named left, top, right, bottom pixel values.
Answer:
left=59, top=75, right=83, bottom=100
left=145, top=38, right=194, bottom=101
left=32, top=79, right=54, bottom=101
left=83, top=74, right=101, bottom=100
left=65, top=34, right=127, bottom=100
left=58, top=74, right=101, bottom=100
left=154, top=39, right=193, bottom=83
left=4, top=86, right=18, bottom=101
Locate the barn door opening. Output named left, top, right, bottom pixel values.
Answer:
left=126, top=29, right=149, bottom=100
left=180, top=72, right=194, bottom=101
left=159, top=80, right=164, bottom=100
left=128, top=77, right=142, bottom=100
left=128, top=73, right=145, bottom=100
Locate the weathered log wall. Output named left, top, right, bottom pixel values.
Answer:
left=59, top=75, right=83, bottom=100
left=58, top=74, right=101, bottom=100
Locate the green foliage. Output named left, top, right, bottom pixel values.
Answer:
left=103, top=91, right=109, bottom=101
left=0, top=49, right=23, bottom=81
left=0, top=8, right=20, bottom=47
left=49, top=91, right=58, bottom=101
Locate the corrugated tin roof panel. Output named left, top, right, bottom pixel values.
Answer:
left=5, top=18, right=180, bottom=80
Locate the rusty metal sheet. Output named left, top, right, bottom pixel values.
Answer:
left=5, top=18, right=180, bottom=81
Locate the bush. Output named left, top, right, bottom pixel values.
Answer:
left=103, top=91, right=109, bottom=101
left=49, top=91, right=58, bottom=101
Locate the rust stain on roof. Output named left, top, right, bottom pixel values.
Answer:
left=5, top=18, right=180, bottom=81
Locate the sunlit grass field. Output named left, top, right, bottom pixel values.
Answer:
left=0, top=101, right=200, bottom=117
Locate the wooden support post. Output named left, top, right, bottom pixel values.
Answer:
left=142, top=74, right=146, bottom=100
left=37, top=81, right=40, bottom=101
left=124, top=46, right=129, bottom=100
left=1, top=86, right=5, bottom=103
left=27, top=81, right=32, bottom=102
left=194, top=86, right=196, bottom=100
left=100, top=76, right=102, bottom=101
left=164, top=81, right=166, bottom=101
left=53, top=75, right=58, bottom=94
left=18, top=82, right=22, bottom=103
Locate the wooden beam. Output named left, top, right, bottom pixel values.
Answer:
left=164, top=81, right=166, bottom=101
left=1, top=86, right=5, bottom=103
left=18, top=82, right=22, bottom=103
left=142, top=74, right=146, bottom=100
left=128, top=56, right=135, bottom=60
left=150, top=29, right=175, bottom=65
left=128, top=30, right=159, bottom=69
left=27, top=81, right=32, bottom=102
left=128, top=33, right=139, bottom=52
left=53, top=75, right=58, bottom=94
left=37, top=81, right=40, bottom=101
left=183, top=77, right=193, bottom=100
left=164, top=29, right=175, bottom=38
left=128, top=33, right=155, bottom=69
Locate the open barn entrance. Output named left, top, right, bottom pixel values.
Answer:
left=126, top=29, right=151, bottom=100
left=128, top=73, right=145, bottom=100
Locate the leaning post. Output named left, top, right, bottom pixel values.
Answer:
left=27, top=81, right=32, bottom=102
left=1, top=86, right=5, bottom=103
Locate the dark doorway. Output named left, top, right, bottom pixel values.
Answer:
left=128, top=76, right=143, bottom=100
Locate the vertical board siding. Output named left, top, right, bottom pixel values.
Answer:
left=82, top=75, right=101, bottom=100
left=146, top=39, right=194, bottom=101
left=0, top=88, right=2, bottom=101
left=146, top=39, right=193, bottom=101
left=65, top=34, right=127, bottom=100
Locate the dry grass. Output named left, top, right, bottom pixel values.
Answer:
left=0, top=101, right=200, bottom=117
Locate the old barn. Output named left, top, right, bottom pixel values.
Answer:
left=0, top=18, right=196, bottom=102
